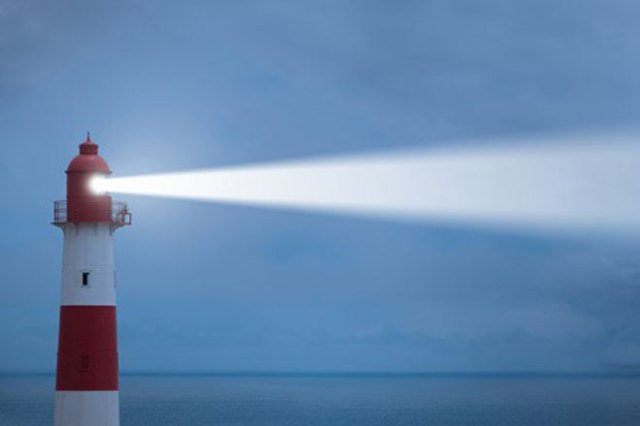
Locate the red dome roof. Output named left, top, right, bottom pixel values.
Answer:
left=66, top=133, right=111, bottom=174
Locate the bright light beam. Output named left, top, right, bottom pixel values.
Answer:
left=93, top=132, right=640, bottom=233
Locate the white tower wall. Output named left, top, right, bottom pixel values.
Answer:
left=60, top=223, right=116, bottom=306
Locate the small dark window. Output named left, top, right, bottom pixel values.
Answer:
left=82, top=272, right=90, bottom=286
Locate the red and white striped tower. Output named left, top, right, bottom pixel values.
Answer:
left=53, top=134, right=131, bottom=426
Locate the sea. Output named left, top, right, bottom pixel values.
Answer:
left=2, top=373, right=640, bottom=425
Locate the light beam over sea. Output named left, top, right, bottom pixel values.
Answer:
left=92, top=131, right=640, bottom=233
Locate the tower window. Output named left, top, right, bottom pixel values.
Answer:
left=82, top=272, right=90, bottom=286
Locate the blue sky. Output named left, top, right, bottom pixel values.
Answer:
left=1, top=0, right=640, bottom=373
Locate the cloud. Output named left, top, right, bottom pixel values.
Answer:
left=503, top=303, right=604, bottom=339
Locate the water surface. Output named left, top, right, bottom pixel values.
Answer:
left=2, top=374, right=640, bottom=425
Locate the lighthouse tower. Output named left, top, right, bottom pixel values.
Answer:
left=53, top=134, right=131, bottom=426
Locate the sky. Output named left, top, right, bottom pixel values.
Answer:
left=1, top=0, right=640, bottom=373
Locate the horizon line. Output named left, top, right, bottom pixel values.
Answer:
left=3, top=370, right=640, bottom=378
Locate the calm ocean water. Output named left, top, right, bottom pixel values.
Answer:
left=2, top=374, right=640, bottom=425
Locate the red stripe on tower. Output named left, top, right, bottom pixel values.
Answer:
left=53, top=134, right=131, bottom=426
left=56, top=306, right=118, bottom=391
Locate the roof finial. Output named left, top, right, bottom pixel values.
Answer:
left=79, top=131, right=98, bottom=154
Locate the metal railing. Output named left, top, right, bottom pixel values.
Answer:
left=53, top=200, right=132, bottom=227
left=112, top=201, right=132, bottom=227
left=53, top=200, right=67, bottom=224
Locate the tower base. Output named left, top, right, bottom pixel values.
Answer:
left=54, top=391, right=119, bottom=426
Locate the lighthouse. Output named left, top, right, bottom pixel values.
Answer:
left=52, top=134, right=131, bottom=426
